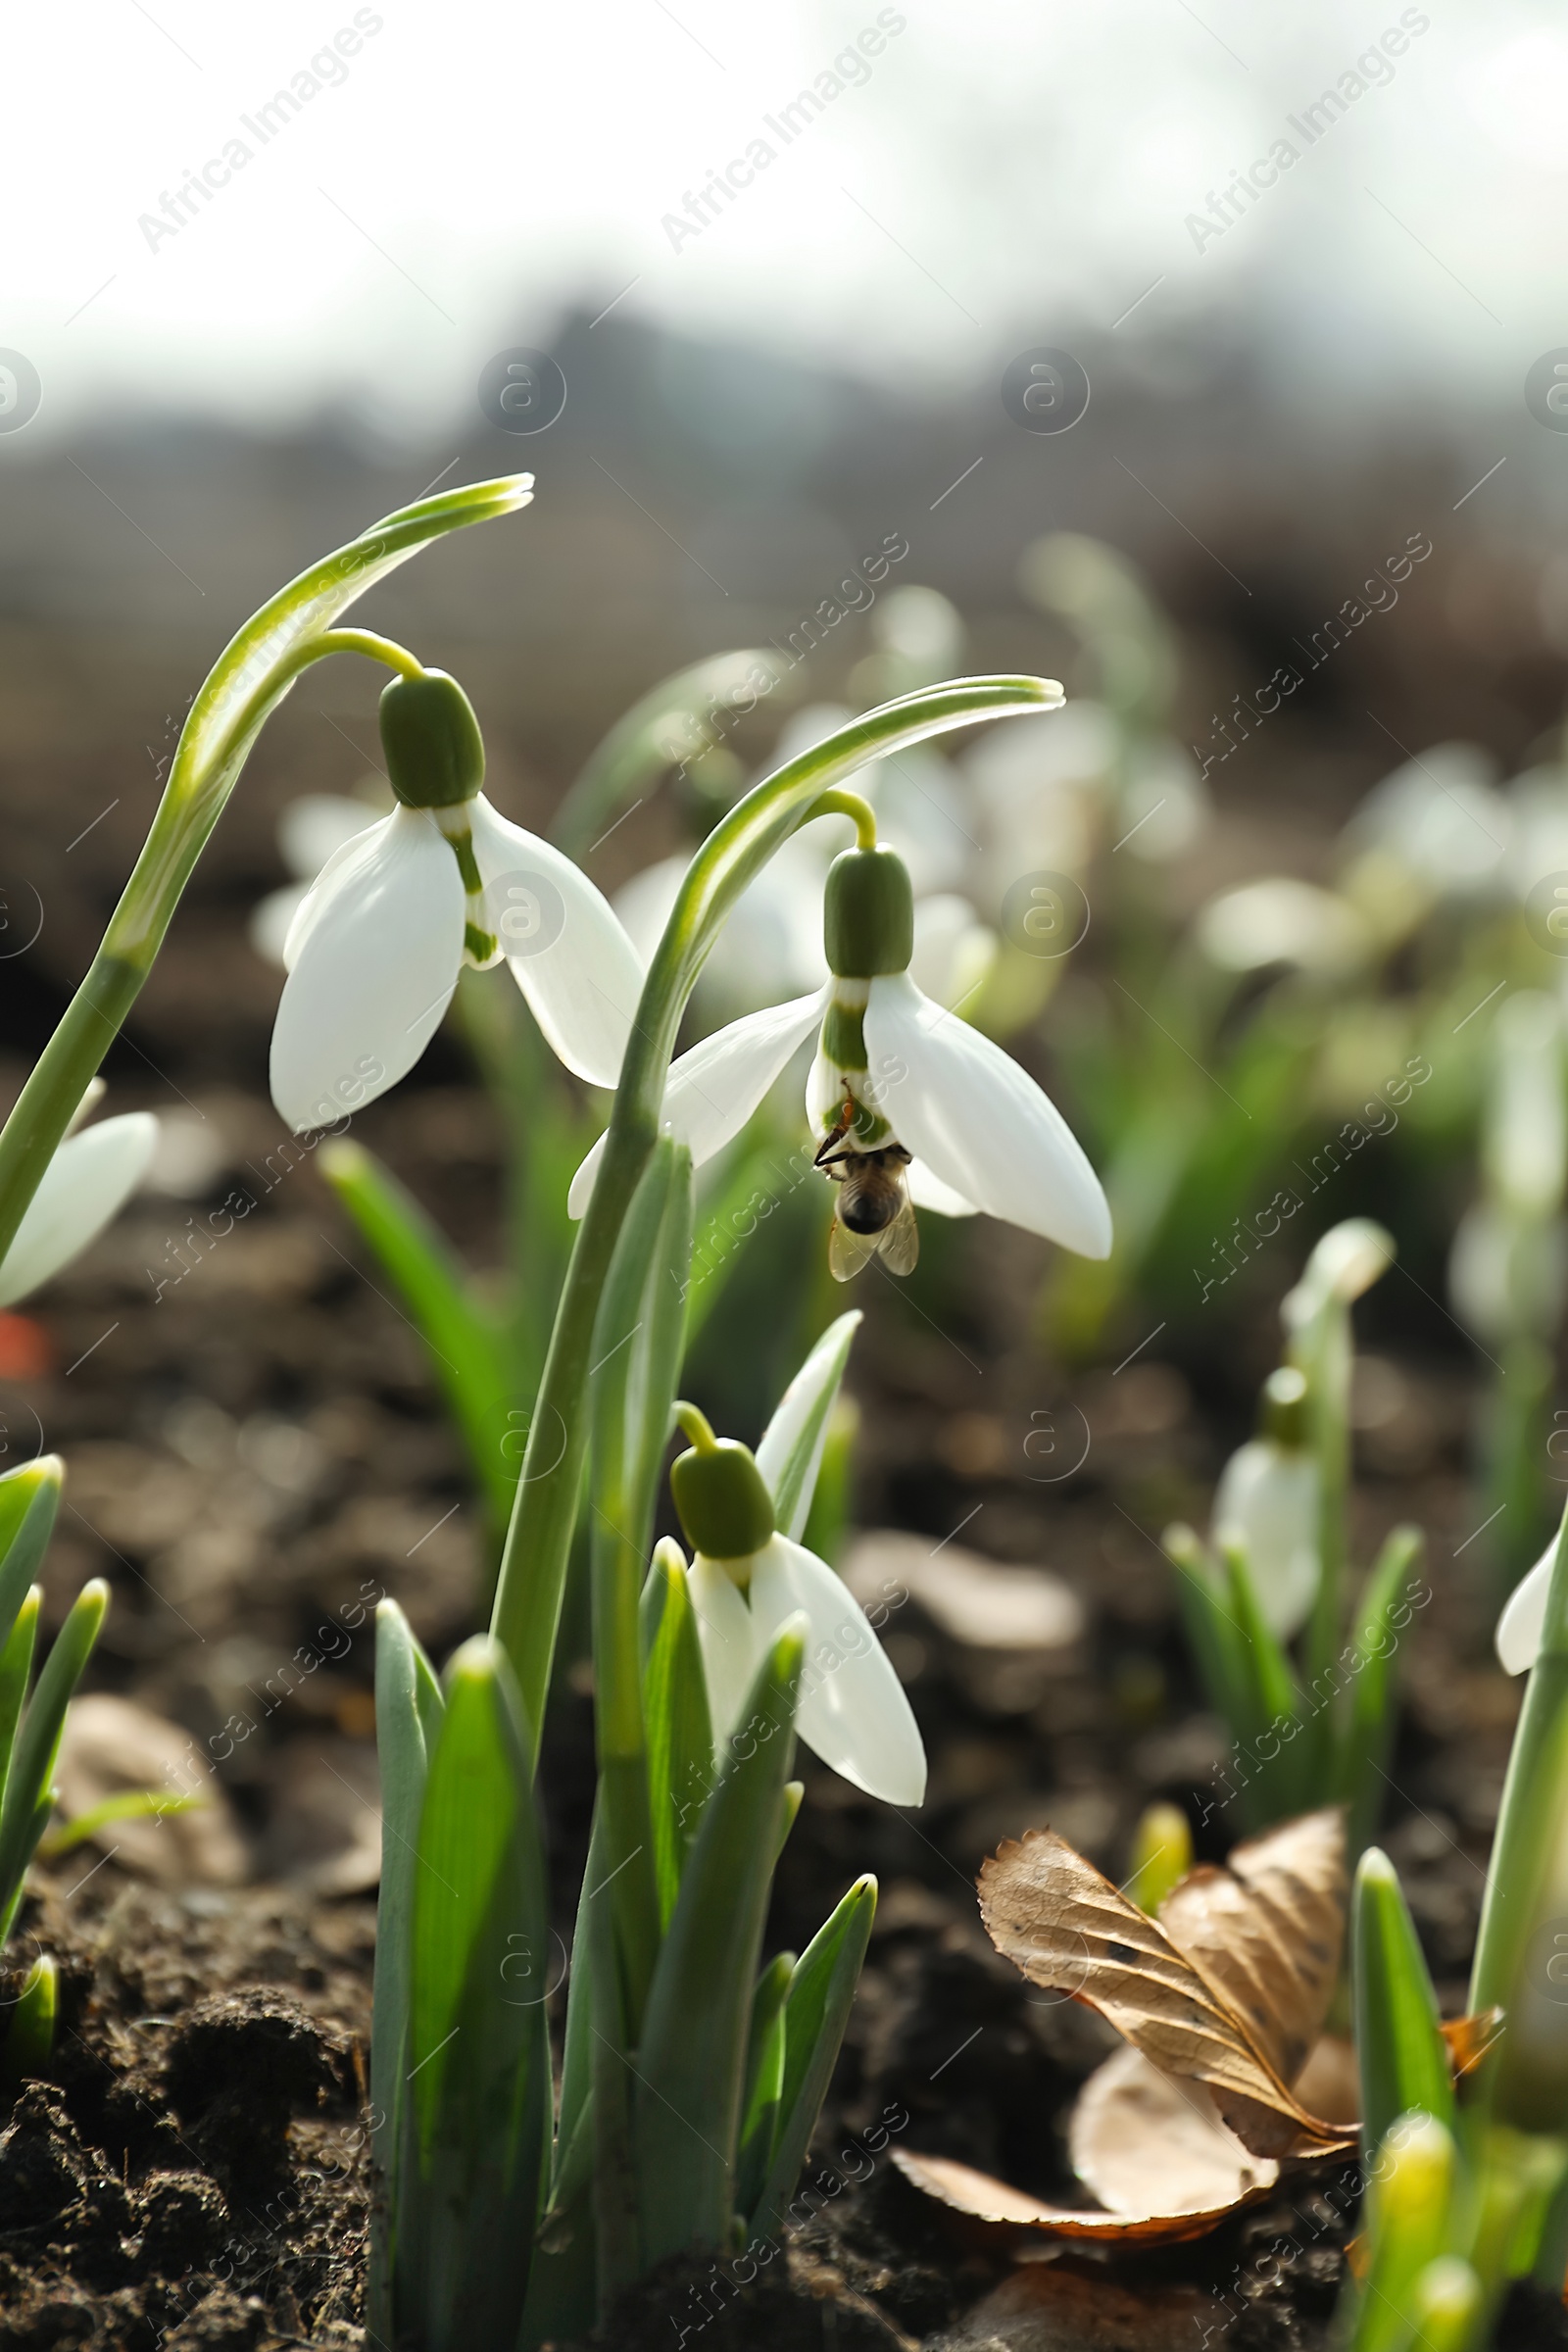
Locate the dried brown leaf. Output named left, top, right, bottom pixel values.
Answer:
left=890, top=2146, right=1273, bottom=2246
left=1156, top=1811, right=1345, bottom=2084
left=977, top=1813, right=1353, bottom=2161
left=1069, top=2043, right=1280, bottom=2217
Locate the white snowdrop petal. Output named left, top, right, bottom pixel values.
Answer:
left=280, top=810, right=400, bottom=972
left=567, top=988, right=825, bottom=1219
left=470, top=799, right=645, bottom=1090
left=750, top=1535, right=926, bottom=1806
left=269, top=807, right=464, bottom=1134
left=1212, top=1440, right=1321, bottom=1642
left=1497, top=1538, right=1557, bottom=1676
left=689, top=1554, right=762, bottom=1743
left=0, top=1113, right=159, bottom=1308
left=863, top=972, right=1111, bottom=1258
left=906, top=1158, right=978, bottom=1218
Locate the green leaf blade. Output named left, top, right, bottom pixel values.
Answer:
left=633, top=1621, right=804, bottom=2262
left=1352, top=1847, right=1454, bottom=2167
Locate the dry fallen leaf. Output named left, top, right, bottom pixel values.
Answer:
left=896, top=1810, right=1359, bottom=2245
left=976, top=1808, right=1353, bottom=2163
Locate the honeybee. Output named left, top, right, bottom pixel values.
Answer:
left=813, top=1102, right=919, bottom=1281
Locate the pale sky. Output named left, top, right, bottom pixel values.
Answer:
left=2, top=0, right=1565, bottom=440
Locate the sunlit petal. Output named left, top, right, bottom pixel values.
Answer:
left=750, top=1534, right=926, bottom=1805
left=568, top=987, right=825, bottom=1218
left=906, top=1158, right=978, bottom=1218
left=270, top=807, right=463, bottom=1133
left=0, top=1113, right=159, bottom=1308
left=1497, top=1536, right=1557, bottom=1676
left=863, top=971, right=1111, bottom=1258
left=689, top=1552, right=762, bottom=1742
left=470, top=797, right=645, bottom=1089
left=281, top=808, right=399, bottom=971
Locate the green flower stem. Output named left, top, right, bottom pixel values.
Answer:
left=1472, top=1502, right=1568, bottom=2014
left=0, top=476, right=531, bottom=1272
left=488, top=674, right=1062, bottom=1751
left=808, top=789, right=877, bottom=849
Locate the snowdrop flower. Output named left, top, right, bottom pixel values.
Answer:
left=0, top=1091, right=157, bottom=1308
left=269, top=668, right=644, bottom=1133
left=1210, top=1368, right=1321, bottom=1641
left=571, top=826, right=1110, bottom=1266
left=670, top=1402, right=924, bottom=1805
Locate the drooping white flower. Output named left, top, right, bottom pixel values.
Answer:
left=0, top=1110, right=158, bottom=1309
left=670, top=1405, right=924, bottom=1806
left=569, top=842, right=1109, bottom=1262
left=268, top=669, right=644, bottom=1132
left=1211, top=1391, right=1321, bottom=1644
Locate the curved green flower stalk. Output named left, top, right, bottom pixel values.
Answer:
left=0, top=475, right=532, bottom=1270
left=487, top=673, right=1064, bottom=1745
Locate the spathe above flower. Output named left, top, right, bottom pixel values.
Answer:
left=0, top=1102, right=157, bottom=1309
left=269, top=667, right=645, bottom=1133
left=670, top=1401, right=925, bottom=1806
left=570, top=821, right=1110, bottom=1265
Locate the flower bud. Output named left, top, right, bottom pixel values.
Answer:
left=670, top=1435, right=776, bottom=1562
left=823, top=845, right=914, bottom=979
left=379, top=669, right=486, bottom=809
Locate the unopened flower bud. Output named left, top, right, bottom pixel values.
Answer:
left=823, top=845, right=914, bottom=979
left=670, top=1404, right=776, bottom=1562
left=379, top=669, right=486, bottom=809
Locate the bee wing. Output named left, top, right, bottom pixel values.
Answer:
left=875, top=1194, right=920, bottom=1278
left=829, top=1212, right=881, bottom=1283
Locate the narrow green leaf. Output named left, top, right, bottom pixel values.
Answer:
left=368, top=1597, right=442, bottom=2343
left=1219, top=1540, right=1305, bottom=1818
left=0, top=1592, right=39, bottom=1804
left=1473, top=1501, right=1568, bottom=2013
left=38, top=1788, right=202, bottom=1858
left=0, top=1459, right=62, bottom=1653
left=751, top=1874, right=876, bottom=2242
left=1353, top=1848, right=1453, bottom=2166
left=395, top=1636, right=549, bottom=2352
left=643, top=1551, right=714, bottom=1924
left=319, top=1141, right=516, bottom=1532
left=634, top=1622, right=804, bottom=2262
left=736, top=1952, right=794, bottom=2220
left=589, top=1138, right=693, bottom=2031
left=1345, top=2112, right=1455, bottom=2352
left=0, top=1582, right=107, bottom=1936
left=552, top=649, right=792, bottom=858
left=756, top=1311, right=862, bottom=1543
left=1164, top=1523, right=1253, bottom=1736
left=1337, top=1527, right=1424, bottom=1857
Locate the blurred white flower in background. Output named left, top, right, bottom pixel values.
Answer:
left=0, top=1086, right=159, bottom=1309
left=1197, top=877, right=1372, bottom=978
left=1449, top=992, right=1568, bottom=1346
